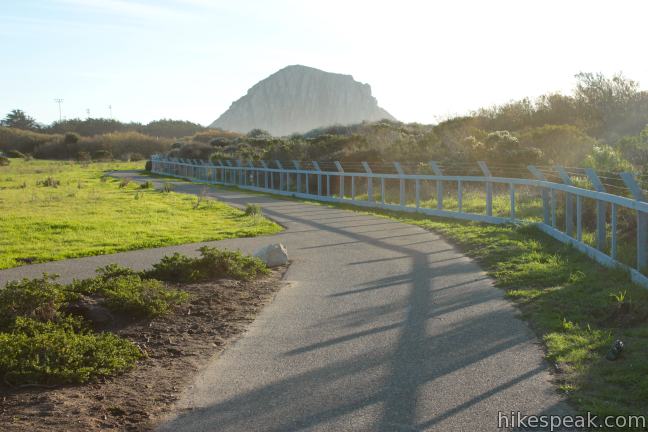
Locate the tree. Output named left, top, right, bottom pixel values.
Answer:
left=2, top=109, right=38, bottom=130
left=574, top=72, right=642, bottom=141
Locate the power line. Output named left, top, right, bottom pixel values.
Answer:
left=53, top=98, right=63, bottom=122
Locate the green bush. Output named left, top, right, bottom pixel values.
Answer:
left=71, top=265, right=188, bottom=317
left=0, top=316, right=141, bottom=385
left=64, top=132, right=80, bottom=145
left=93, top=149, right=113, bottom=161
left=0, top=156, right=9, bottom=166
left=145, top=246, right=268, bottom=283
left=244, top=203, right=263, bottom=217
left=77, top=151, right=91, bottom=162
left=0, top=275, right=67, bottom=328
left=6, top=149, right=25, bottom=158
left=37, top=176, right=61, bottom=187
left=0, top=126, right=63, bottom=156
left=99, top=275, right=188, bottom=317
left=145, top=160, right=152, bottom=171
left=142, top=253, right=196, bottom=283
left=129, top=152, right=144, bottom=161
left=140, top=180, right=154, bottom=189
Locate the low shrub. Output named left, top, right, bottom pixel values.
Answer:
left=93, top=149, right=113, bottom=161
left=0, top=316, right=141, bottom=385
left=162, top=181, right=173, bottom=192
left=99, top=275, right=188, bottom=317
left=140, top=180, right=154, bottom=189
left=37, top=176, right=60, bottom=187
left=142, top=253, right=195, bottom=283
left=77, top=151, right=91, bottom=162
left=144, top=246, right=268, bottom=283
left=0, top=156, right=9, bottom=166
left=244, top=204, right=263, bottom=217
left=6, top=150, right=25, bottom=158
left=71, top=265, right=188, bottom=317
left=0, top=275, right=67, bottom=328
left=118, top=177, right=131, bottom=188
left=145, top=160, right=152, bottom=171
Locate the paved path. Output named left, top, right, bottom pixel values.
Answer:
left=0, top=174, right=572, bottom=431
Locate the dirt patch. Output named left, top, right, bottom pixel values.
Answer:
left=0, top=267, right=287, bottom=431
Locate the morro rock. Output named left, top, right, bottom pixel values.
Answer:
left=210, top=65, right=395, bottom=136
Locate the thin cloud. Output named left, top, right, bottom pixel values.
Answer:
left=55, top=0, right=202, bottom=21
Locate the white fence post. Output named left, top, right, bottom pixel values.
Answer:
left=361, top=162, right=373, bottom=202
left=528, top=165, right=550, bottom=225
left=478, top=161, right=493, bottom=216
left=260, top=161, right=269, bottom=188
left=429, top=161, right=443, bottom=210
left=334, top=161, right=344, bottom=199
left=312, top=161, right=322, bottom=196
left=509, top=183, right=516, bottom=220
left=274, top=161, right=283, bottom=190
left=620, top=172, right=647, bottom=272
left=292, top=160, right=300, bottom=194
left=585, top=168, right=607, bottom=251
left=394, top=162, right=405, bottom=207
left=556, top=166, right=575, bottom=236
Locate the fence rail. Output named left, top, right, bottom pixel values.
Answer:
left=150, top=155, right=648, bottom=288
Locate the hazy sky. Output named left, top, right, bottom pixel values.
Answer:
left=2, top=0, right=648, bottom=126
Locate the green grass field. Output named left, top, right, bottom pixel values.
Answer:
left=0, top=160, right=281, bottom=269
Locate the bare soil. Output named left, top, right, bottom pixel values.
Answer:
left=0, top=267, right=287, bottom=431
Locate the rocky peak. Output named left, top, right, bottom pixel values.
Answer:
left=210, top=65, right=395, bottom=136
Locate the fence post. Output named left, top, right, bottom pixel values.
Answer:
left=555, top=166, right=575, bottom=236
left=215, top=160, right=223, bottom=183
left=528, top=165, right=550, bottom=224
left=260, top=161, right=269, bottom=189
left=275, top=161, right=283, bottom=190
left=362, top=162, right=373, bottom=202
left=429, top=161, right=443, bottom=209
left=478, top=161, right=493, bottom=216
left=585, top=168, right=607, bottom=251
left=247, top=161, right=254, bottom=186
left=394, top=162, right=405, bottom=207
left=620, top=172, right=647, bottom=272
left=225, top=160, right=233, bottom=184
left=236, top=160, right=243, bottom=185
left=458, top=179, right=463, bottom=213
left=312, top=161, right=322, bottom=197
left=611, top=203, right=618, bottom=260
left=509, top=183, right=515, bottom=220
left=334, top=161, right=344, bottom=199
left=292, top=160, right=301, bottom=193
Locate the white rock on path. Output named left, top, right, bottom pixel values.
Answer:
left=254, top=243, right=288, bottom=267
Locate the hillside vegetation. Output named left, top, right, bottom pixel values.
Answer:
left=168, top=73, right=648, bottom=185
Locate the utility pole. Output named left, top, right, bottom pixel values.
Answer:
left=54, top=98, right=63, bottom=122
left=108, top=104, right=113, bottom=119
left=86, top=108, right=91, bottom=118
